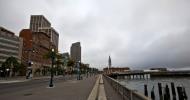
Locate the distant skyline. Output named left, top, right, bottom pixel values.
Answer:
left=0, top=0, right=190, bottom=69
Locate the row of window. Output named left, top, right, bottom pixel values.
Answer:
left=0, top=42, right=19, bottom=51
left=0, top=33, right=19, bottom=41
left=31, top=16, right=50, bottom=26
left=0, top=48, right=18, bottom=54
left=0, top=50, right=18, bottom=56
left=0, top=37, right=20, bottom=46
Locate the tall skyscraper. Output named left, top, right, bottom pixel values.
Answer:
left=29, top=15, right=59, bottom=51
left=70, top=42, right=81, bottom=62
left=30, top=15, right=51, bottom=32
left=0, top=26, right=23, bottom=66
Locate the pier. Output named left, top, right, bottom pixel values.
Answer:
left=109, top=70, right=190, bottom=79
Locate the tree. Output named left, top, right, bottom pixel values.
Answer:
left=34, top=68, right=41, bottom=76
left=80, top=63, right=89, bottom=74
left=18, top=63, right=27, bottom=76
left=55, top=54, right=64, bottom=75
left=1, top=56, right=20, bottom=77
left=67, top=59, right=75, bottom=74
left=44, top=50, right=65, bottom=75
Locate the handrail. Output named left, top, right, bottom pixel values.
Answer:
left=103, top=74, right=151, bottom=100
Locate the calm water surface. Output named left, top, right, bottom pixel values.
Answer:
left=119, top=77, right=190, bottom=100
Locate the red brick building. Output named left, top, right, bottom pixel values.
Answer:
left=19, top=29, right=52, bottom=76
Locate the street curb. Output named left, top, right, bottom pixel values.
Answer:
left=98, top=75, right=107, bottom=100
left=87, top=75, right=100, bottom=100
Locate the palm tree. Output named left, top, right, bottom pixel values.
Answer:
left=67, top=59, right=75, bottom=74
left=44, top=50, right=65, bottom=75
left=55, top=54, right=64, bottom=75
left=1, top=56, right=20, bottom=77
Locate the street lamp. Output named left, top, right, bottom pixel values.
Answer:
left=63, top=56, right=68, bottom=76
left=76, top=61, right=81, bottom=80
left=6, top=68, right=9, bottom=77
left=49, top=48, right=55, bottom=87
left=26, top=48, right=35, bottom=79
left=0, top=70, right=3, bottom=77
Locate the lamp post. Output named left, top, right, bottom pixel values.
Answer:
left=76, top=61, right=81, bottom=80
left=63, top=56, right=68, bottom=76
left=49, top=48, right=55, bottom=87
left=26, top=40, right=34, bottom=79
left=6, top=68, right=9, bottom=79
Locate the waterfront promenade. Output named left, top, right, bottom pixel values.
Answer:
left=103, top=77, right=122, bottom=100
left=0, top=74, right=122, bottom=100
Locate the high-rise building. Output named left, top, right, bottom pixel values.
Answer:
left=70, top=42, right=81, bottom=62
left=0, top=26, right=23, bottom=66
left=29, top=15, right=59, bottom=51
left=30, top=15, right=51, bottom=32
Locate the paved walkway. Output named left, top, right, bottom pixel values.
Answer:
left=103, top=76, right=122, bottom=100
left=0, top=76, right=97, bottom=100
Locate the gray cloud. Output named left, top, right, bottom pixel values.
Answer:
left=0, top=0, right=190, bottom=69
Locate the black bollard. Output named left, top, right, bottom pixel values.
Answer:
left=182, top=87, right=188, bottom=100
left=158, top=83, right=163, bottom=100
left=144, top=84, right=148, bottom=97
left=177, top=86, right=183, bottom=100
left=151, top=86, right=155, bottom=100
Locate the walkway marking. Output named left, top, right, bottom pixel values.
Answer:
left=87, top=75, right=107, bottom=100
left=98, top=75, right=107, bottom=100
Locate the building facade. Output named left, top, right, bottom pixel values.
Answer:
left=61, top=52, right=70, bottom=60
left=38, top=27, right=59, bottom=50
left=0, top=26, right=23, bottom=66
left=70, top=42, right=81, bottom=62
left=19, top=29, right=51, bottom=76
left=30, top=15, right=51, bottom=32
left=29, top=15, right=59, bottom=51
left=103, top=67, right=130, bottom=74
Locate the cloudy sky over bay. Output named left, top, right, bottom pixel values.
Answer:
left=0, top=0, right=190, bottom=69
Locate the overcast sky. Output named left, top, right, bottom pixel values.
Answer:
left=0, top=0, right=190, bottom=70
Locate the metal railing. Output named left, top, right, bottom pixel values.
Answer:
left=103, top=74, right=151, bottom=100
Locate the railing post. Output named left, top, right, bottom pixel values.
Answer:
left=130, top=90, right=133, bottom=100
left=122, top=86, right=125, bottom=100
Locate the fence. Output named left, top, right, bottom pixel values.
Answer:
left=103, top=74, right=151, bottom=100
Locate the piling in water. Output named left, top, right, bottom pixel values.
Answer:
left=177, top=86, right=183, bottom=100
left=158, top=83, right=163, bottom=100
left=144, top=84, right=148, bottom=97
left=151, top=86, right=155, bottom=100
left=171, top=82, right=176, bottom=100
left=166, top=84, right=170, bottom=100
left=182, top=86, right=188, bottom=100
left=164, top=84, right=170, bottom=100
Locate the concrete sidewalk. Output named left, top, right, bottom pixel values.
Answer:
left=0, top=75, right=97, bottom=100
left=103, top=76, right=122, bottom=100
left=87, top=75, right=107, bottom=100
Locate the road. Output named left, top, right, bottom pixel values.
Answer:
left=0, top=75, right=77, bottom=94
left=0, top=75, right=97, bottom=100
